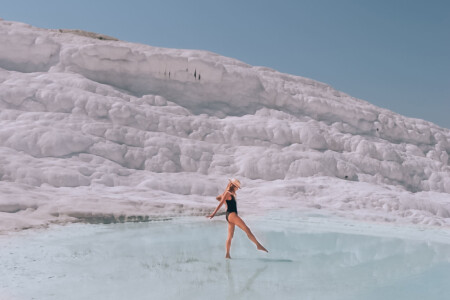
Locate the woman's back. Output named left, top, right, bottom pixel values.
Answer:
left=226, top=195, right=237, bottom=213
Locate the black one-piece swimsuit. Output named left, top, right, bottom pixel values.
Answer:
left=225, top=195, right=238, bottom=222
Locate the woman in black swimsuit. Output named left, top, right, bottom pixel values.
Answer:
left=207, top=178, right=268, bottom=259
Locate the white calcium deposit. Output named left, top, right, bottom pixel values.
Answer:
left=0, top=19, right=449, bottom=232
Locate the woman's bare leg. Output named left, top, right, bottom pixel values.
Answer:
left=226, top=222, right=235, bottom=259
left=228, top=213, right=268, bottom=253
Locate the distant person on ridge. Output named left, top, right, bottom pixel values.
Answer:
left=207, top=178, right=268, bottom=258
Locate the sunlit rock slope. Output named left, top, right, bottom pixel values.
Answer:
left=0, top=20, right=449, bottom=231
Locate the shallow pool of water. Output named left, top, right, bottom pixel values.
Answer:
left=1, top=216, right=450, bottom=300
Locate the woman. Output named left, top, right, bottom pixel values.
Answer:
left=207, top=178, right=268, bottom=259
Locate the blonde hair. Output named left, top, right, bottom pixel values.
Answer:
left=228, top=184, right=237, bottom=193
left=215, top=183, right=237, bottom=201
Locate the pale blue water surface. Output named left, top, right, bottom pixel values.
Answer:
left=1, top=214, right=450, bottom=300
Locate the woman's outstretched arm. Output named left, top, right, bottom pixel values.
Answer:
left=208, top=191, right=229, bottom=219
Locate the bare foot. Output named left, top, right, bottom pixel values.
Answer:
left=225, top=253, right=231, bottom=259
left=257, top=244, right=268, bottom=253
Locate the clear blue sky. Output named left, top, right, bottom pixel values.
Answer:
left=2, top=0, right=449, bottom=128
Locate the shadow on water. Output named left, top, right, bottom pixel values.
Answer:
left=232, top=257, right=294, bottom=263
left=256, top=258, right=293, bottom=263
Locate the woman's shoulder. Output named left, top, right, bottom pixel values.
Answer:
left=222, top=190, right=231, bottom=198
left=224, top=191, right=237, bottom=200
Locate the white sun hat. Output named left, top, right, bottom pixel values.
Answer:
left=228, top=178, right=241, bottom=189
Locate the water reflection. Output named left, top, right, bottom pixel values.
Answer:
left=226, top=260, right=268, bottom=298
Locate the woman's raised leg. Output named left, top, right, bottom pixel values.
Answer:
left=226, top=222, right=235, bottom=259
left=228, top=213, right=268, bottom=253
